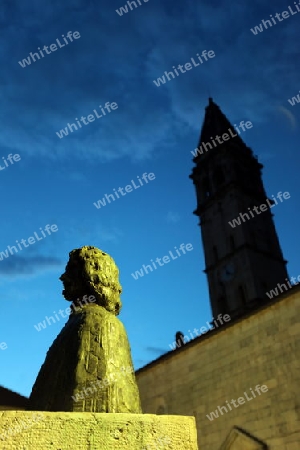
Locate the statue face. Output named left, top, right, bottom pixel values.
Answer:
left=60, top=256, right=87, bottom=301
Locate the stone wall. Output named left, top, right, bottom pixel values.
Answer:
left=0, top=411, right=198, bottom=449
left=136, top=286, right=300, bottom=450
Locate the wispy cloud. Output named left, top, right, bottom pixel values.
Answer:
left=0, top=255, right=61, bottom=277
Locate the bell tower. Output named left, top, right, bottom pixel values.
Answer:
left=190, top=98, right=288, bottom=319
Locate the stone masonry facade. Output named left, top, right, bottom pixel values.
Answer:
left=136, top=286, right=300, bottom=450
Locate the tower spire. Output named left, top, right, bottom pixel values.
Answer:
left=197, top=98, right=247, bottom=155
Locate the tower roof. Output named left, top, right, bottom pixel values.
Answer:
left=198, top=98, right=246, bottom=149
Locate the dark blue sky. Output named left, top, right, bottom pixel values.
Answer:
left=1, top=0, right=300, bottom=397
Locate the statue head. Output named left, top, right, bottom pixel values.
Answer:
left=59, top=246, right=122, bottom=315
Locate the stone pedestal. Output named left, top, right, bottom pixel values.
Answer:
left=0, top=411, right=199, bottom=449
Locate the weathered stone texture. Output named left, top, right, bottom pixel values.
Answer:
left=28, top=304, right=141, bottom=413
left=136, top=287, right=300, bottom=450
left=0, top=411, right=198, bottom=450
left=60, top=246, right=122, bottom=315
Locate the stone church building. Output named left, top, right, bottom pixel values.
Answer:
left=136, top=99, right=300, bottom=450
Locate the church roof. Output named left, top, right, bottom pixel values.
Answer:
left=0, top=385, right=28, bottom=409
